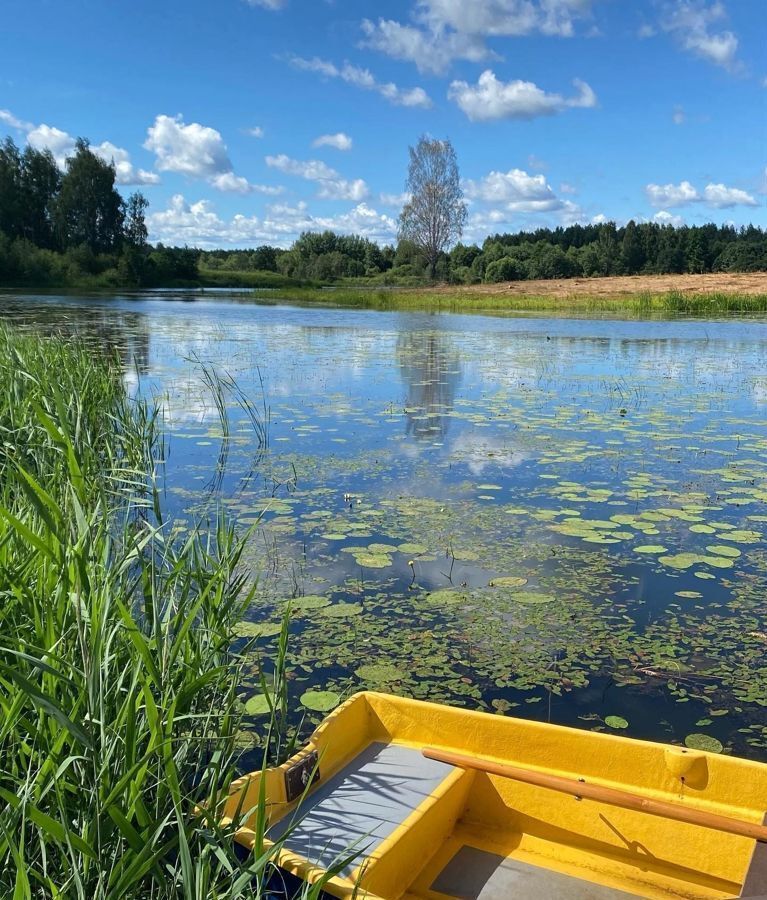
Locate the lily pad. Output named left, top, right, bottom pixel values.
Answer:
left=355, top=663, right=405, bottom=683
left=705, top=545, right=741, bottom=559
left=634, top=545, right=668, bottom=554
left=300, top=690, right=341, bottom=712
left=289, top=595, right=331, bottom=611
left=234, top=621, right=283, bottom=638
left=605, top=716, right=629, bottom=729
left=684, top=733, right=723, bottom=753
left=490, top=576, right=529, bottom=588
left=244, top=694, right=272, bottom=716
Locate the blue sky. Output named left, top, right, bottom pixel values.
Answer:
left=1, top=0, right=765, bottom=247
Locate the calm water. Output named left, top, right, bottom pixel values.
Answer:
left=4, top=290, right=767, bottom=759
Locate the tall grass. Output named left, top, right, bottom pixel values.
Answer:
left=0, top=328, right=339, bottom=898
left=265, top=285, right=767, bottom=315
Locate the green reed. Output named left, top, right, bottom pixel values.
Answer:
left=0, top=327, right=345, bottom=898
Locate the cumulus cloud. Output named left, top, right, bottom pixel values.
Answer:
left=287, top=55, right=432, bottom=108
left=362, top=1, right=595, bottom=73
left=645, top=180, right=700, bottom=207
left=147, top=194, right=397, bottom=248
left=464, top=168, right=565, bottom=211
left=646, top=179, right=758, bottom=209
left=653, top=210, right=685, bottom=226
left=26, top=124, right=76, bottom=168
left=703, top=183, right=759, bottom=208
left=312, top=132, right=353, bottom=151
left=660, top=1, right=739, bottom=70
left=379, top=191, right=412, bottom=207
left=245, top=125, right=265, bottom=138
left=144, top=113, right=266, bottom=193
left=266, top=153, right=369, bottom=201
left=144, top=114, right=231, bottom=177
left=92, top=141, right=160, bottom=185
left=448, top=70, right=597, bottom=121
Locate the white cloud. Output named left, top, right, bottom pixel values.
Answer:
left=379, top=191, right=412, bottom=207
left=144, top=114, right=231, bottom=177
left=448, top=70, right=597, bottom=121
left=703, top=182, right=758, bottom=208
left=147, top=194, right=397, bottom=248
left=637, top=23, right=656, bottom=38
left=362, top=1, right=595, bottom=73
left=672, top=105, right=686, bottom=125
left=92, top=141, right=160, bottom=185
left=0, top=109, right=32, bottom=131
left=245, top=0, right=286, bottom=8
left=646, top=179, right=758, bottom=209
left=361, top=18, right=492, bottom=75
left=645, top=180, right=700, bottom=207
left=660, top=1, right=739, bottom=70
left=288, top=55, right=432, bottom=108
left=420, top=0, right=595, bottom=38
left=312, top=132, right=353, bottom=151
left=464, top=168, right=564, bottom=212
left=245, top=126, right=264, bottom=138
left=653, top=210, right=685, bottom=226
left=559, top=182, right=577, bottom=194
left=591, top=213, right=608, bottom=224
left=27, top=124, right=76, bottom=168
left=266, top=153, right=369, bottom=201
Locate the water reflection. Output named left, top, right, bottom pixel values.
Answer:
left=397, top=330, right=462, bottom=441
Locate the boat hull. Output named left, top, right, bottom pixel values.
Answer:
left=222, top=691, right=767, bottom=899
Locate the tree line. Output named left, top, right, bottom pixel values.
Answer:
left=201, top=220, right=767, bottom=285
left=1, top=132, right=765, bottom=289
left=0, top=136, right=197, bottom=287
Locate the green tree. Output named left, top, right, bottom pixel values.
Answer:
left=123, top=192, right=148, bottom=248
left=55, top=138, right=124, bottom=253
left=0, top=137, right=23, bottom=239
left=398, top=136, right=467, bottom=280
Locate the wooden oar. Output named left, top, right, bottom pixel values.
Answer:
left=423, top=748, right=767, bottom=844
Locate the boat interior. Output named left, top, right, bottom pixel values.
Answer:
left=223, top=692, right=767, bottom=900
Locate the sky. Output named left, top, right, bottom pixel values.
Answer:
left=0, top=0, right=765, bottom=248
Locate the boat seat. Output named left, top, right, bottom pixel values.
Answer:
left=268, top=741, right=454, bottom=875
left=428, top=846, right=639, bottom=899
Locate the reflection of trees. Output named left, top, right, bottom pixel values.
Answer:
left=397, top=329, right=462, bottom=441
left=0, top=300, right=150, bottom=375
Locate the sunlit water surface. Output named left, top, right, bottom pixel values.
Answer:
left=4, top=290, right=767, bottom=761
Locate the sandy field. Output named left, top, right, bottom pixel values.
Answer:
left=434, top=272, right=767, bottom=298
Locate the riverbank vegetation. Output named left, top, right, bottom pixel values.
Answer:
left=0, top=327, right=339, bottom=897
left=1, top=135, right=766, bottom=292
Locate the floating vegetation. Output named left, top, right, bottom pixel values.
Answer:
left=685, top=734, right=724, bottom=754
left=300, top=690, right=341, bottom=712
left=605, top=716, right=629, bottom=730
left=11, top=294, right=767, bottom=761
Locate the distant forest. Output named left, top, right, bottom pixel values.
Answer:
left=202, top=223, right=767, bottom=286
left=1, top=134, right=765, bottom=289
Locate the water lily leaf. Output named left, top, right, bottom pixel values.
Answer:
left=353, top=553, right=392, bottom=569
left=674, top=591, right=702, bottom=599
left=245, top=694, right=272, bottom=716
left=289, top=595, right=331, bottom=612
left=684, top=733, right=723, bottom=753
left=355, top=663, right=404, bottom=683
left=398, top=542, right=428, bottom=555
left=234, top=621, right=283, bottom=638
left=689, top=524, right=716, bottom=534
left=490, top=576, right=529, bottom=588
left=426, top=589, right=469, bottom=606
left=300, top=690, right=341, bottom=712
left=605, top=716, right=629, bottom=729
left=705, top=545, right=741, bottom=559
left=658, top=553, right=699, bottom=570
left=634, top=545, right=668, bottom=554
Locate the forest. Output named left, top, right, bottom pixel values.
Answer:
left=1, top=134, right=766, bottom=290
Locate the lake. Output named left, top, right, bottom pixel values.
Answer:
left=4, top=290, right=767, bottom=760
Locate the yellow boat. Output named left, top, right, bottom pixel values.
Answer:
left=222, top=691, right=767, bottom=899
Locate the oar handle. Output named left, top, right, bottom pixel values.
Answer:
left=423, top=747, right=767, bottom=844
